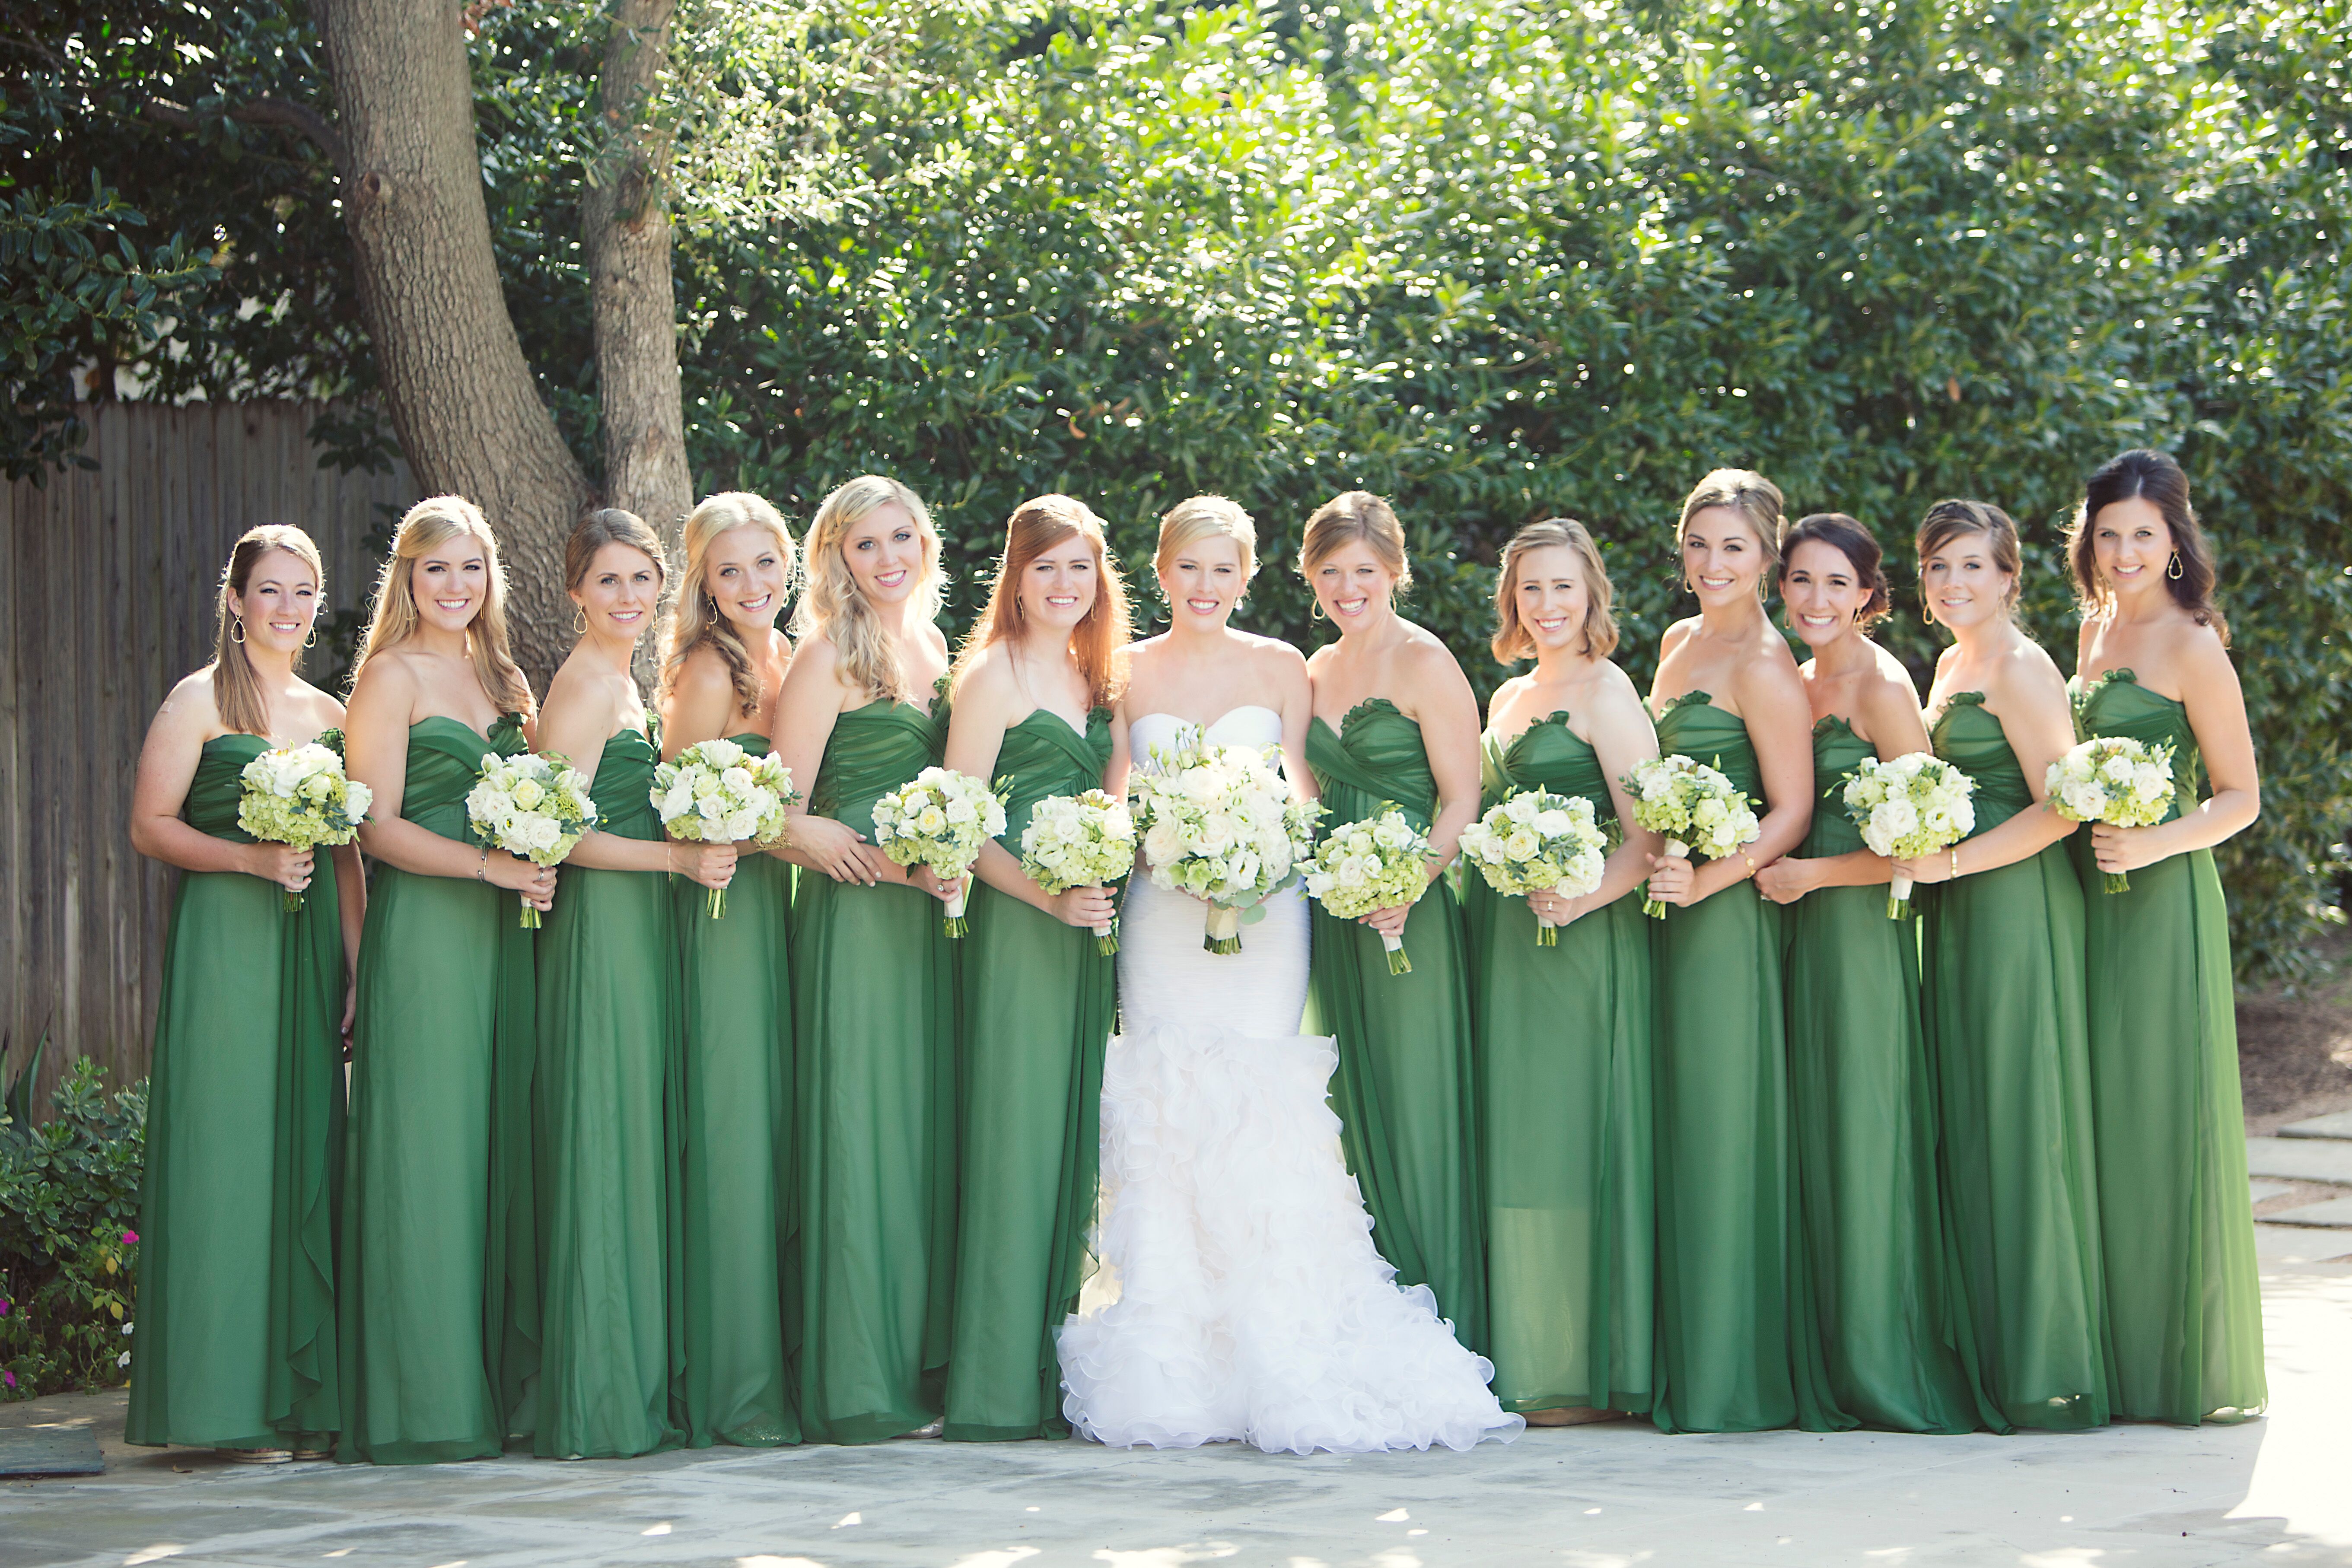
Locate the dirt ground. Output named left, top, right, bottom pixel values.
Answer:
left=2238, top=929, right=2352, bottom=1135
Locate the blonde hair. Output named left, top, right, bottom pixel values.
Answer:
left=352, top=495, right=534, bottom=715
left=1677, top=468, right=1786, bottom=584
left=1153, top=494, right=1258, bottom=583
left=1491, top=517, right=1618, bottom=662
left=1299, top=490, right=1412, bottom=592
left=209, top=525, right=326, bottom=737
left=661, top=491, right=798, bottom=717
left=788, top=474, right=943, bottom=703
left=952, top=494, right=1132, bottom=709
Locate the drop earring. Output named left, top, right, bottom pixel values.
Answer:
left=1309, top=599, right=1326, bottom=621
left=573, top=606, right=588, bottom=634
left=303, top=625, right=318, bottom=650
left=2167, top=551, right=2183, bottom=580
left=231, top=618, right=246, bottom=644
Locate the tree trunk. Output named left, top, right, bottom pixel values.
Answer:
left=312, top=0, right=591, bottom=690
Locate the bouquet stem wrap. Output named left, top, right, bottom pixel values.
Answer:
left=1644, top=838, right=1689, bottom=919
left=1203, top=902, right=1243, bottom=955
left=942, top=881, right=971, bottom=939
left=1097, top=916, right=1120, bottom=958
left=1887, top=871, right=1916, bottom=921
left=1378, top=929, right=1412, bottom=975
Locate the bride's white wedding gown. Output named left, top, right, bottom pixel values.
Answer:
left=1057, top=706, right=1522, bottom=1455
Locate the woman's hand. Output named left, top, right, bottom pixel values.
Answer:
left=1643, top=848, right=1696, bottom=907
left=1894, top=851, right=1955, bottom=888
left=245, top=843, right=315, bottom=895
left=1361, top=902, right=1413, bottom=939
left=669, top=840, right=739, bottom=892
left=1050, top=884, right=1117, bottom=933
left=2090, top=821, right=2166, bottom=877
left=1525, top=886, right=1587, bottom=927
left=796, top=815, right=887, bottom=885
left=1753, top=856, right=1815, bottom=906
left=911, top=865, right=967, bottom=906
left=484, top=849, right=558, bottom=912
left=341, top=981, right=357, bottom=1054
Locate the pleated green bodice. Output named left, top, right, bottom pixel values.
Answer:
left=1654, top=692, right=1763, bottom=802
left=1309, top=697, right=1439, bottom=825
left=1481, top=712, right=1614, bottom=825
left=993, top=708, right=1113, bottom=851
left=404, top=714, right=524, bottom=836
left=2072, top=669, right=2198, bottom=820
left=1932, top=696, right=2028, bottom=830
left=185, top=735, right=266, bottom=836
left=809, top=700, right=947, bottom=842
left=584, top=726, right=661, bottom=840
left=1801, top=719, right=1872, bottom=858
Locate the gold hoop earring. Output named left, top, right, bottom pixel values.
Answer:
left=2167, top=551, right=2183, bottom=581
left=1309, top=599, right=1326, bottom=621
left=303, top=625, right=318, bottom=650
left=1920, top=599, right=1934, bottom=626
left=573, top=606, right=587, bottom=634
left=231, top=618, right=245, bottom=644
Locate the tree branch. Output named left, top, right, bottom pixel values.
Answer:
left=142, top=96, right=350, bottom=184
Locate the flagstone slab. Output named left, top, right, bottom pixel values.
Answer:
left=2251, top=1180, right=2297, bottom=1205
left=2266, top=1197, right=2352, bottom=1229
left=2278, top=1111, right=2352, bottom=1141
left=2244, top=1135, right=2352, bottom=1185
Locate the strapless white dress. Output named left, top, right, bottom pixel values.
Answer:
left=1056, top=706, right=1521, bottom=1455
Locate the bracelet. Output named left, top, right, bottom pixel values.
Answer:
left=1948, top=845, right=1960, bottom=881
left=475, top=843, right=490, bottom=883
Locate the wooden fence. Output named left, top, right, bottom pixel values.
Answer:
left=1, top=401, right=415, bottom=1111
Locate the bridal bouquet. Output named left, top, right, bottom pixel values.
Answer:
left=1457, top=789, right=1609, bottom=945
left=2045, top=735, right=2175, bottom=893
left=1129, top=729, right=1321, bottom=955
left=467, top=751, right=597, bottom=928
left=1303, top=807, right=1433, bottom=975
left=1620, top=754, right=1760, bottom=918
left=1020, top=789, right=1136, bottom=955
left=870, top=767, right=1007, bottom=937
left=1842, top=752, right=1976, bottom=919
left=236, top=734, right=372, bottom=912
left=651, top=738, right=797, bottom=919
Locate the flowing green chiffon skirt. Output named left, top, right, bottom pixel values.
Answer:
left=677, top=851, right=799, bottom=1447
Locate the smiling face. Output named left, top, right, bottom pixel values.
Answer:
left=1782, top=538, right=1870, bottom=651
left=2089, top=495, right=2173, bottom=603
left=1311, top=539, right=1400, bottom=631
left=1158, top=533, right=1248, bottom=630
left=840, top=503, right=926, bottom=605
left=704, top=524, right=790, bottom=634
left=571, top=541, right=662, bottom=645
left=235, top=547, right=321, bottom=657
left=1018, top=529, right=1098, bottom=634
left=1680, top=505, right=1768, bottom=604
left=411, top=533, right=492, bottom=633
left=1920, top=529, right=2013, bottom=633
left=1510, top=543, right=1590, bottom=655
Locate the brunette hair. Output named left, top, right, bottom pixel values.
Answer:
left=1491, top=517, right=1619, bottom=662
left=951, top=494, right=1132, bottom=708
left=209, top=525, right=326, bottom=737
left=2068, top=448, right=2228, bottom=646
left=1780, top=511, right=1892, bottom=630
left=1677, top=468, right=1785, bottom=583
left=1153, top=494, right=1259, bottom=584
left=566, top=508, right=666, bottom=594
left=1298, top=490, right=1412, bottom=592
left=788, top=474, right=944, bottom=703
left=660, top=492, right=798, bottom=716
left=352, top=495, right=534, bottom=715
left=1914, top=498, right=2023, bottom=611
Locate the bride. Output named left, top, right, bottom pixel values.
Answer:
left=1057, top=495, right=1521, bottom=1455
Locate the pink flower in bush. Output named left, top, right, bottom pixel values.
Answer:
left=3, top=1370, right=14, bottom=1389
left=121, top=1231, right=138, bottom=1245
left=0, top=1298, right=10, bottom=1316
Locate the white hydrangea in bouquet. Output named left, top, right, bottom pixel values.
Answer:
left=1841, top=751, right=1976, bottom=919
left=1303, top=806, right=1434, bottom=975
left=651, top=737, right=797, bottom=919
left=1457, top=789, right=1609, bottom=945
left=1620, top=754, right=1761, bottom=919
left=2045, top=735, right=2175, bottom=893
left=1128, top=728, right=1322, bottom=955
left=236, top=733, right=373, bottom=912
left=1019, top=788, right=1136, bottom=955
left=870, top=766, right=1007, bottom=937
left=467, top=750, right=597, bottom=928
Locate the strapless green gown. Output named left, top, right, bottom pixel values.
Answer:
left=1785, top=718, right=1989, bottom=1433
left=1305, top=698, right=1486, bottom=1353
left=944, top=708, right=1115, bottom=1441
left=791, top=698, right=958, bottom=1441
left=1649, top=693, right=1846, bottom=1433
left=1923, top=695, right=2109, bottom=1431
left=533, top=726, right=683, bottom=1458
left=678, top=732, right=799, bottom=1448
left=338, top=716, right=541, bottom=1463
left=126, top=734, right=344, bottom=1451
left=1461, top=713, right=1651, bottom=1415
left=2071, top=670, right=2263, bottom=1424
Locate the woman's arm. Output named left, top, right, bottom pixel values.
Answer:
left=1409, top=638, right=1484, bottom=870
left=1664, top=650, right=1813, bottom=906
left=1759, top=664, right=1932, bottom=901
left=127, top=672, right=314, bottom=890
left=1274, top=642, right=1319, bottom=804
left=772, top=636, right=890, bottom=884
left=946, top=660, right=1115, bottom=932
left=1898, top=654, right=2078, bottom=885
left=1543, top=666, right=1662, bottom=923
left=2092, top=629, right=2258, bottom=874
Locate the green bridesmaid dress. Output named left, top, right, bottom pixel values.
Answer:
left=1461, top=712, right=1652, bottom=1416
left=791, top=697, right=958, bottom=1442
left=1305, top=697, right=1487, bottom=1354
left=1922, top=694, right=2109, bottom=1431
left=534, top=724, right=684, bottom=1459
left=1649, top=693, right=1846, bottom=1434
left=1785, top=717, right=1992, bottom=1433
left=338, top=715, right=540, bottom=1463
left=943, top=707, right=1115, bottom=1441
left=677, top=731, right=799, bottom=1448
left=2071, top=670, right=2264, bottom=1424
left=127, top=734, right=344, bottom=1451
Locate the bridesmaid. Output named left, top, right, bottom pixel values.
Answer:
left=2066, top=450, right=2264, bottom=1423
left=941, top=495, right=1132, bottom=1441
left=533, top=510, right=733, bottom=1459
left=773, top=474, right=961, bottom=1442
left=1463, top=518, right=1659, bottom=1423
left=126, top=526, right=357, bottom=1460
left=658, top=492, right=802, bottom=1448
left=1300, top=491, right=1488, bottom=1352
left=1894, top=497, right=2109, bottom=1432
left=1643, top=468, right=1845, bottom=1434
left=1753, top=512, right=1989, bottom=1434
left=339, top=497, right=555, bottom=1463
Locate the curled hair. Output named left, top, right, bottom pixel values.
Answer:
left=210, top=525, right=326, bottom=737
left=1154, top=494, right=1258, bottom=585
left=1677, top=468, right=1786, bottom=585
left=661, top=491, right=798, bottom=717
left=1915, top=498, right=2023, bottom=612
left=1491, top=517, right=1619, bottom=662
left=952, top=494, right=1132, bottom=709
left=2068, top=448, right=2228, bottom=646
left=788, top=474, right=944, bottom=703
left=1779, top=512, right=1892, bottom=630
left=353, top=495, right=534, bottom=716
left=1299, top=490, right=1412, bottom=593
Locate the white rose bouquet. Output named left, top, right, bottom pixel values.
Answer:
left=1019, top=788, right=1136, bottom=955
left=1302, top=806, right=1434, bottom=975
left=236, top=735, right=373, bottom=912
left=651, top=738, right=797, bottom=919
left=1128, top=728, right=1322, bottom=955
left=2045, top=735, right=2176, bottom=893
left=467, top=750, right=598, bottom=928
left=1620, top=754, right=1761, bottom=919
left=1840, top=751, right=1976, bottom=919
left=1457, top=789, right=1610, bottom=945
left=869, top=766, right=1008, bottom=937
